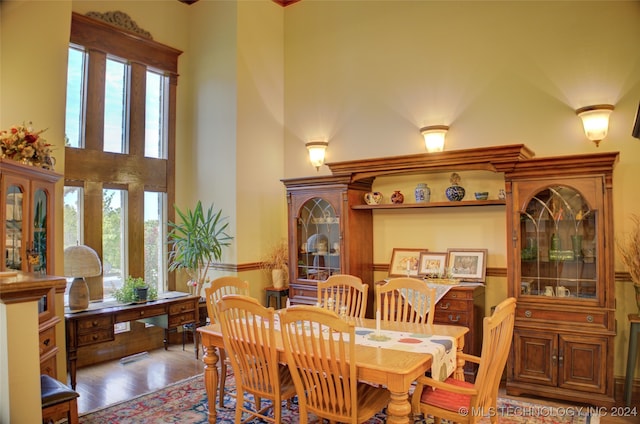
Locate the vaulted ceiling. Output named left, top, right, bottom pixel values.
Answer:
left=179, top=0, right=301, bottom=6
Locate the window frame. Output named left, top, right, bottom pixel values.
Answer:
left=65, top=12, right=181, bottom=299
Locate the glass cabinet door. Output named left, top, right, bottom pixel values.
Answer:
left=296, top=197, right=341, bottom=281
left=519, top=185, right=597, bottom=300
left=5, top=185, right=24, bottom=271
left=31, top=188, right=48, bottom=273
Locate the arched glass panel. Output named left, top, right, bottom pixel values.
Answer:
left=519, top=186, right=597, bottom=300
left=297, top=198, right=340, bottom=281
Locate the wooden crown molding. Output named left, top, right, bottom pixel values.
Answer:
left=272, top=0, right=302, bottom=7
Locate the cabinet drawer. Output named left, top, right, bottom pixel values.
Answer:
left=40, top=355, right=57, bottom=378
left=78, top=329, right=114, bottom=346
left=516, top=307, right=609, bottom=329
left=117, top=305, right=166, bottom=322
left=39, top=326, right=56, bottom=356
left=435, top=298, right=469, bottom=312
left=434, top=311, right=469, bottom=325
left=77, top=315, right=114, bottom=333
left=169, top=312, right=195, bottom=328
left=290, top=286, right=317, bottom=300
left=441, top=289, right=475, bottom=301
left=169, top=301, right=195, bottom=315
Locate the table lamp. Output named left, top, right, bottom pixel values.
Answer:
left=64, top=244, right=102, bottom=311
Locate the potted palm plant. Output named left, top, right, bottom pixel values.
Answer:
left=167, top=201, right=233, bottom=297
left=260, top=240, right=289, bottom=289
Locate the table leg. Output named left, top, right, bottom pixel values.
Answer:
left=201, top=343, right=220, bottom=424
left=624, top=322, right=639, bottom=407
left=386, top=390, right=412, bottom=424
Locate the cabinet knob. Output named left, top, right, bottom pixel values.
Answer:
left=439, top=302, right=451, bottom=310
left=448, top=314, right=461, bottom=323
left=586, top=315, right=594, bottom=323
left=92, top=320, right=99, bottom=327
left=524, top=310, right=532, bottom=318
left=43, top=338, right=50, bottom=346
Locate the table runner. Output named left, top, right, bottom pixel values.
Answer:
left=353, top=327, right=456, bottom=381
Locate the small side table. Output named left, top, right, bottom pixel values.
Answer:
left=265, top=286, right=289, bottom=309
left=624, top=313, right=640, bottom=407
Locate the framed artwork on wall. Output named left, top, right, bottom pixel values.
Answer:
left=388, top=248, right=428, bottom=277
left=446, top=248, right=488, bottom=282
left=417, top=252, right=448, bottom=277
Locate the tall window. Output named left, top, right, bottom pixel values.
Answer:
left=64, top=12, right=181, bottom=299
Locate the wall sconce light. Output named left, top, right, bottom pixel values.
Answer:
left=306, top=140, right=328, bottom=171
left=420, top=125, right=449, bottom=152
left=576, top=104, right=614, bottom=147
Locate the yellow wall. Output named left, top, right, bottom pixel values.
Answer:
left=282, top=0, right=640, bottom=379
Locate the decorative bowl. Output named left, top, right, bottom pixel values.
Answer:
left=474, top=192, right=489, bottom=200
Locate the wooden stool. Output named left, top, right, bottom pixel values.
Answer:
left=264, top=286, right=289, bottom=309
left=41, top=374, right=79, bottom=424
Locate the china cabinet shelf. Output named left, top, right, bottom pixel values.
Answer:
left=352, top=199, right=505, bottom=210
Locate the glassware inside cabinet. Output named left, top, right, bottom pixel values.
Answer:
left=297, top=197, right=340, bottom=281
left=5, top=185, right=24, bottom=271
left=519, top=186, right=597, bottom=300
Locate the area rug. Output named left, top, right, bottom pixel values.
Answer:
left=80, top=373, right=598, bottom=423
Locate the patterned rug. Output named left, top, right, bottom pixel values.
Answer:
left=80, top=373, right=598, bottom=423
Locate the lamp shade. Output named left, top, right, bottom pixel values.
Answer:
left=420, top=125, right=449, bottom=152
left=306, top=140, right=328, bottom=171
left=576, top=104, right=614, bottom=147
left=64, top=245, right=102, bottom=278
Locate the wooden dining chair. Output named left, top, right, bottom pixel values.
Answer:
left=218, top=294, right=297, bottom=424
left=203, top=276, right=250, bottom=407
left=317, top=274, right=368, bottom=318
left=279, top=305, right=390, bottom=424
left=376, top=277, right=437, bottom=324
left=411, top=297, right=517, bottom=424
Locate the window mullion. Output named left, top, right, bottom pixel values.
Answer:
left=129, top=62, right=146, bottom=157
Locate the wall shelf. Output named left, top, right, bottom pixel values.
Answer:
left=352, top=199, right=505, bottom=210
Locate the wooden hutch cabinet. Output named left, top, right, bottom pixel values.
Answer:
left=282, top=175, right=374, bottom=306
left=0, top=159, right=62, bottom=377
left=504, top=153, right=618, bottom=407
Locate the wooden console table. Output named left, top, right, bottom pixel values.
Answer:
left=65, top=292, right=198, bottom=389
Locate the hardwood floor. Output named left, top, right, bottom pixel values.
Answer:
left=74, top=346, right=204, bottom=414
left=74, top=343, right=637, bottom=423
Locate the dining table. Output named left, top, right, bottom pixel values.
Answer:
left=197, top=316, right=468, bottom=424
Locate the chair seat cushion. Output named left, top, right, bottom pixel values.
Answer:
left=41, top=375, right=79, bottom=408
left=419, top=377, right=473, bottom=412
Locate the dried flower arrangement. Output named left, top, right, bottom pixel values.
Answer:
left=617, top=214, right=640, bottom=287
left=260, top=240, right=289, bottom=273
left=260, top=240, right=289, bottom=287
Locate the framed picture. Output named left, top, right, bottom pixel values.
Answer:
left=446, top=248, right=488, bottom=282
left=417, top=252, right=448, bottom=277
left=388, top=248, right=428, bottom=277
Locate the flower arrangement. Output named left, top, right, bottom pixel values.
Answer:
left=260, top=240, right=289, bottom=288
left=617, top=214, right=640, bottom=286
left=0, top=122, right=55, bottom=169
left=617, top=215, right=640, bottom=312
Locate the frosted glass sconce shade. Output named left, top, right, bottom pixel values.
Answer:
left=576, top=104, right=614, bottom=147
left=420, top=125, right=449, bottom=152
